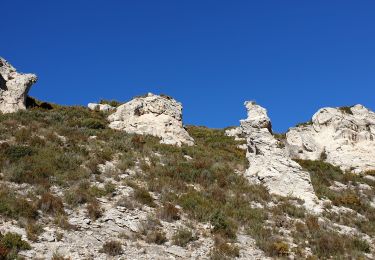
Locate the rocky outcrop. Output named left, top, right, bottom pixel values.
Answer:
left=286, top=105, right=375, bottom=173
left=225, top=127, right=246, bottom=141
left=88, top=103, right=115, bottom=112
left=0, top=57, right=37, bottom=113
left=108, top=93, right=194, bottom=146
left=240, top=101, right=321, bottom=212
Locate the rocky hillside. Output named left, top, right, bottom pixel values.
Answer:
left=1, top=57, right=375, bottom=259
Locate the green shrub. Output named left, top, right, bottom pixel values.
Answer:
left=87, top=200, right=103, bottom=220
left=100, top=240, right=123, bottom=256
left=4, top=145, right=34, bottom=161
left=272, top=200, right=306, bottom=219
left=157, top=203, right=180, bottom=222
left=54, top=214, right=76, bottom=230
left=145, top=230, right=167, bottom=245
left=339, top=106, right=353, bottom=115
left=178, top=191, right=212, bottom=221
left=210, top=210, right=237, bottom=239
left=81, top=118, right=106, bottom=129
left=352, top=238, right=370, bottom=253
left=0, top=232, right=31, bottom=258
left=0, top=186, right=38, bottom=220
left=271, top=241, right=289, bottom=256
left=210, top=235, right=240, bottom=259
left=25, top=221, right=43, bottom=242
left=292, top=214, right=370, bottom=258
left=133, top=186, right=155, bottom=207
left=172, top=228, right=197, bottom=247
left=38, top=192, right=65, bottom=215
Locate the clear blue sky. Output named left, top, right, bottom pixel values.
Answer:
left=2, top=1, right=375, bottom=132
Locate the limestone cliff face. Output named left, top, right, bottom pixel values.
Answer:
left=286, top=105, right=375, bottom=173
left=240, top=101, right=321, bottom=212
left=108, top=93, right=194, bottom=146
left=0, top=57, right=37, bottom=113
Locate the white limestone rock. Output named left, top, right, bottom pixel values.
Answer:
left=286, top=105, right=375, bottom=173
left=240, top=101, right=321, bottom=212
left=87, top=103, right=115, bottom=112
left=108, top=93, right=194, bottom=146
left=225, top=126, right=246, bottom=141
left=0, top=57, right=37, bottom=113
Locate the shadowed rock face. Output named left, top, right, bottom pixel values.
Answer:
left=286, top=105, right=375, bottom=173
left=108, top=93, right=194, bottom=146
left=0, top=57, right=37, bottom=113
left=240, top=101, right=321, bottom=212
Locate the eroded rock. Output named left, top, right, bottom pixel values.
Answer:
left=87, top=103, right=115, bottom=112
left=108, top=93, right=194, bottom=146
left=286, top=105, right=375, bottom=173
left=0, top=57, right=37, bottom=113
left=240, top=101, right=321, bottom=212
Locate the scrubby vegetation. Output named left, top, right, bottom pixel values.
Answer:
left=100, top=240, right=123, bottom=256
left=339, top=106, right=354, bottom=115
left=0, top=104, right=374, bottom=258
left=295, top=120, right=313, bottom=127
left=297, top=159, right=375, bottom=236
left=0, top=232, right=31, bottom=259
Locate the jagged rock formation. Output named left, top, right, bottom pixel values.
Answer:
left=240, top=101, right=321, bottom=212
left=88, top=103, right=115, bottom=112
left=286, top=105, right=375, bottom=173
left=0, top=57, right=37, bottom=113
left=108, top=93, right=194, bottom=146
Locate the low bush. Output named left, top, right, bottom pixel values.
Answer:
left=0, top=232, right=31, bottom=259
left=339, top=106, right=353, bottom=115
left=133, top=186, right=155, bottom=207
left=271, top=241, right=289, bottom=256
left=172, top=228, right=197, bottom=247
left=81, top=118, right=106, bottom=129
left=0, top=186, right=38, bottom=220
left=293, top=214, right=370, bottom=258
left=54, top=214, right=76, bottom=230
left=86, top=200, right=103, bottom=220
left=4, top=145, right=34, bottom=161
left=25, top=221, right=43, bottom=242
left=38, top=192, right=65, bottom=215
left=157, top=203, right=180, bottom=222
left=210, top=235, right=240, bottom=260
left=145, top=230, right=167, bottom=245
left=210, top=210, right=237, bottom=239
left=100, top=240, right=123, bottom=256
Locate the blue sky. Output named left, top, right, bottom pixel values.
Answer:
left=2, top=1, right=375, bottom=132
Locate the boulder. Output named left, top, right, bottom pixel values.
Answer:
left=87, top=103, right=115, bottom=112
left=240, top=101, right=321, bottom=212
left=0, top=57, right=37, bottom=113
left=108, top=93, right=194, bottom=146
left=286, top=105, right=375, bottom=173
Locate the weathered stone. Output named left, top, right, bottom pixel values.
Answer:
left=0, top=57, right=37, bottom=113
left=87, top=103, right=115, bottom=112
left=108, top=93, right=194, bottom=146
left=286, top=105, right=375, bottom=173
left=239, top=101, right=321, bottom=212
left=225, top=126, right=246, bottom=141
